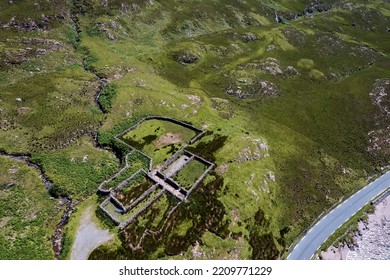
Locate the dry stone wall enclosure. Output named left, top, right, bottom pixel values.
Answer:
left=98, top=116, right=214, bottom=230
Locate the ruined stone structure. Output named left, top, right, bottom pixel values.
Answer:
left=98, top=116, right=214, bottom=230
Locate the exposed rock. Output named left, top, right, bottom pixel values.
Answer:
left=267, top=171, right=276, bottom=182
left=242, top=32, right=257, bottom=42
left=21, top=38, right=64, bottom=51
left=188, top=95, right=202, bottom=105
left=101, top=0, right=108, bottom=8
left=1, top=16, right=49, bottom=32
left=367, top=126, right=390, bottom=157
left=4, top=49, right=28, bottom=64
left=369, top=79, right=390, bottom=116
left=266, top=44, right=277, bottom=52
left=367, top=79, right=390, bottom=158
left=93, top=20, right=125, bottom=40
left=210, top=98, right=235, bottom=119
left=226, top=79, right=278, bottom=99
left=240, top=57, right=299, bottom=78
left=232, top=138, right=269, bottom=163
left=17, top=107, right=29, bottom=116
left=173, top=52, right=199, bottom=64
left=2, top=39, right=62, bottom=64
left=315, top=34, right=346, bottom=56
left=280, top=1, right=332, bottom=21
left=282, top=27, right=307, bottom=48
left=260, top=57, right=283, bottom=75
left=284, top=66, right=299, bottom=78
left=131, top=3, right=142, bottom=13
left=82, top=155, right=89, bottom=162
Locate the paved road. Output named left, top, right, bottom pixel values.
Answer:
left=287, top=171, right=390, bottom=260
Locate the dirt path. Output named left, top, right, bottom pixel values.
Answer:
left=70, top=206, right=114, bottom=260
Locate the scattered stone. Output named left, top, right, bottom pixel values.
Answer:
left=113, top=73, right=122, bottom=80
left=17, top=107, right=29, bottom=115
left=240, top=57, right=298, bottom=78
left=369, top=79, right=390, bottom=116
left=36, top=48, right=47, bottom=56
left=266, top=44, right=277, bottom=52
left=261, top=57, right=283, bottom=75
left=284, top=66, right=299, bottom=77
left=232, top=138, right=269, bottom=163
left=315, top=34, right=346, bottom=56
left=282, top=27, right=307, bottom=48
left=4, top=49, right=28, bottom=64
left=216, top=163, right=229, bottom=175
left=267, top=171, right=275, bottom=182
left=367, top=79, right=390, bottom=158
left=15, top=98, right=22, bottom=102
left=188, top=95, right=202, bottom=104
left=226, top=79, right=278, bottom=99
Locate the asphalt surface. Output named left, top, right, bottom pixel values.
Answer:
left=287, top=171, right=390, bottom=260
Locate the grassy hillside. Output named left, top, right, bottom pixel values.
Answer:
left=0, top=155, right=60, bottom=259
left=0, top=0, right=389, bottom=259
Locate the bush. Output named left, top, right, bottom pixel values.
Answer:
left=99, top=83, right=118, bottom=112
left=84, top=53, right=98, bottom=71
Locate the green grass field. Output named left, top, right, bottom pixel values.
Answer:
left=173, top=159, right=207, bottom=189
left=121, top=119, right=196, bottom=164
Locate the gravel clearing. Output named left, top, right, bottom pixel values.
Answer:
left=70, top=206, right=114, bottom=260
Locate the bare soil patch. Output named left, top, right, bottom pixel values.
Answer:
left=156, top=133, right=183, bottom=148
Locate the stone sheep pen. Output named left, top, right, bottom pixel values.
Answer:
left=98, top=116, right=214, bottom=230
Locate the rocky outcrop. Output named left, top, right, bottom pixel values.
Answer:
left=231, top=138, right=269, bottom=163
left=277, top=1, right=332, bottom=22
left=367, top=79, right=390, bottom=158
left=0, top=13, right=67, bottom=32
left=3, top=47, right=51, bottom=64
left=369, top=79, right=390, bottom=116
left=240, top=57, right=299, bottom=78
left=282, top=27, right=307, bottom=48
left=173, top=52, right=199, bottom=64
left=242, top=32, right=258, bottom=42
left=226, top=79, right=278, bottom=99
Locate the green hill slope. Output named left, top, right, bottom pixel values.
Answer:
left=0, top=0, right=389, bottom=259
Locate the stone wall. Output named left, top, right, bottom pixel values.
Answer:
left=186, top=163, right=215, bottom=198
left=119, top=190, right=166, bottom=230
left=97, top=151, right=136, bottom=194
left=99, top=198, right=120, bottom=226
left=123, top=184, right=160, bottom=213
left=160, top=148, right=185, bottom=171
left=97, top=115, right=214, bottom=230
left=114, top=169, right=147, bottom=192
